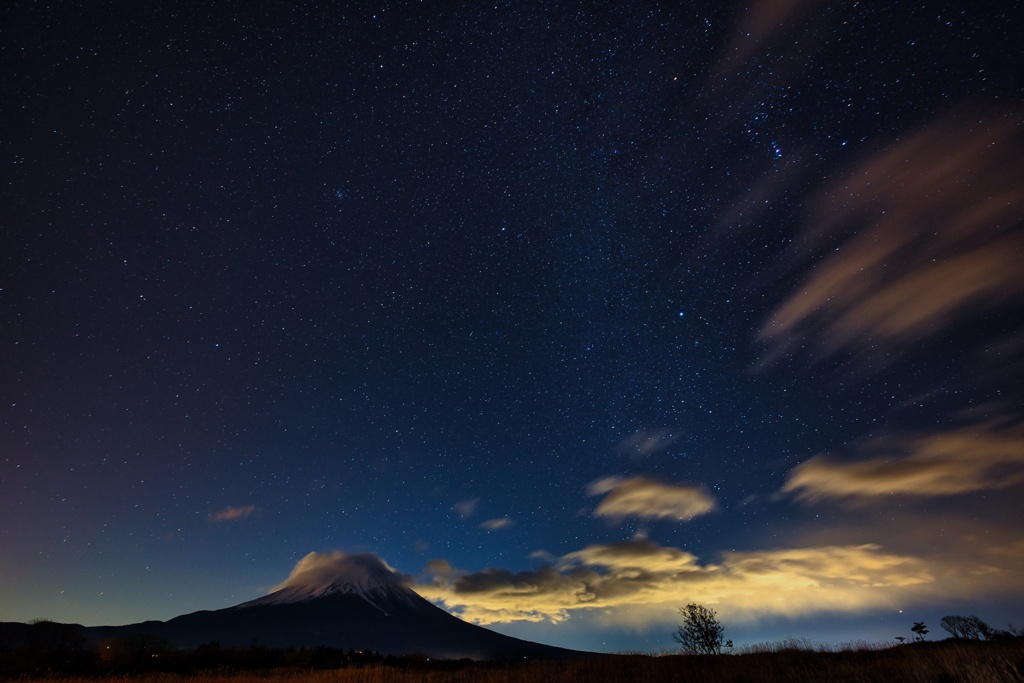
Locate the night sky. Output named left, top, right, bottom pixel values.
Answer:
left=3, top=1, right=1023, bottom=652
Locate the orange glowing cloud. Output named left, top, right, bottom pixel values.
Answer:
left=784, top=420, right=1024, bottom=501
left=760, top=113, right=1024, bottom=363
left=208, top=504, right=256, bottom=522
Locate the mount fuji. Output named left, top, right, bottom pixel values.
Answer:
left=82, top=553, right=585, bottom=660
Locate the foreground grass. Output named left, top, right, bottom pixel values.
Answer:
left=10, top=640, right=1024, bottom=683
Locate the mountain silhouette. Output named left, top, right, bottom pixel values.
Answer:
left=82, top=553, right=584, bottom=660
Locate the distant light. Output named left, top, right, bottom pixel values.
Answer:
left=678, top=311, right=685, bottom=317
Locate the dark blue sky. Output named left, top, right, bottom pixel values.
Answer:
left=3, top=1, right=1023, bottom=652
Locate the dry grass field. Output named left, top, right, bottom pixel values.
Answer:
left=8, top=639, right=1024, bottom=683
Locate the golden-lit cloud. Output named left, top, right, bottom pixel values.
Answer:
left=413, top=538, right=974, bottom=627
left=560, top=538, right=701, bottom=573
left=588, top=476, right=715, bottom=521
left=208, top=504, right=256, bottom=522
left=480, top=517, right=514, bottom=531
left=760, top=112, right=1024, bottom=363
left=784, top=420, right=1024, bottom=501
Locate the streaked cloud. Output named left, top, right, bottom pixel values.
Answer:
left=588, top=476, right=715, bottom=521
left=759, top=112, right=1024, bottom=364
left=784, top=420, right=1024, bottom=501
left=480, top=517, right=514, bottom=531
left=701, top=0, right=831, bottom=146
left=208, top=504, right=256, bottom=522
left=713, top=0, right=816, bottom=79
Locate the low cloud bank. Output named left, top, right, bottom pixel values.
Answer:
left=414, top=539, right=950, bottom=626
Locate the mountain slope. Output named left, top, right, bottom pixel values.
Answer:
left=84, top=553, right=584, bottom=660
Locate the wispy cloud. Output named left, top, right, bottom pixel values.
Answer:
left=618, top=429, right=679, bottom=458
left=208, top=504, right=256, bottom=522
left=783, top=419, right=1024, bottom=501
left=712, top=0, right=817, bottom=80
left=453, top=499, right=479, bottom=518
left=588, top=476, right=715, bottom=521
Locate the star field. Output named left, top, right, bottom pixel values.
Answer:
left=2, top=1, right=1023, bottom=651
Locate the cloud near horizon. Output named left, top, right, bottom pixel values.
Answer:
left=413, top=536, right=1024, bottom=627
left=588, top=476, right=716, bottom=521
left=414, top=540, right=920, bottom=626
left=208, top=505, right=256, bottom=522
left=783, top=419, right=1024, bottom=501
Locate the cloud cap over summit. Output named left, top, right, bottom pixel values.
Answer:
left=271, top=551, right=409, bottom=594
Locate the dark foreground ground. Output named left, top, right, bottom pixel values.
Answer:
left=4, top=638, right=1024, bottom=683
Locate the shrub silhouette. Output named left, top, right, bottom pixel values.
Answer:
left=940, top=615, right=991, bottom=640
left=672, top=603, right=727, bottom=655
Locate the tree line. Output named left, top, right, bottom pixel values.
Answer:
left=0, top=620, right=429, bottom=678
left=672, top=604, right=1023, bottom=655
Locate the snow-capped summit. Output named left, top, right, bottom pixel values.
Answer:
left=239, top=552, right=417, bottom=613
